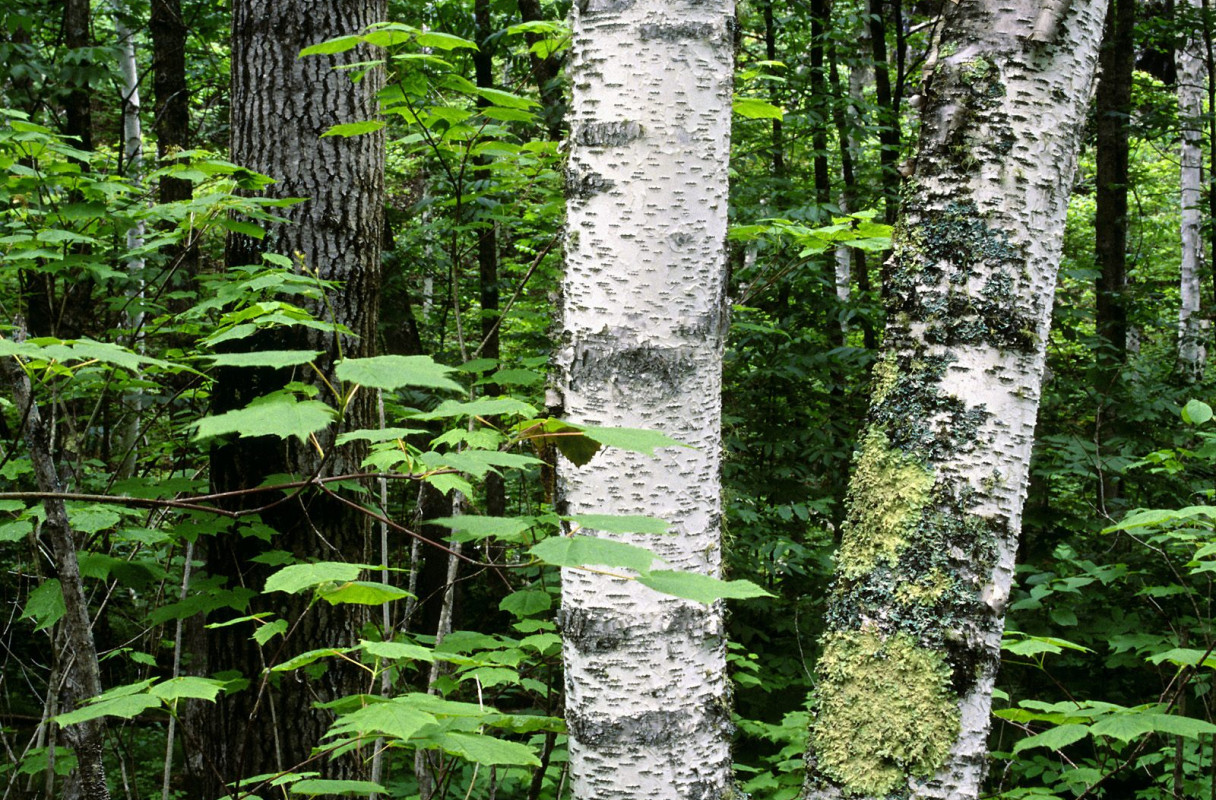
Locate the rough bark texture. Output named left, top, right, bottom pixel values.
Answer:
left=190, top=3, right=386, bottom=796
left=1178, top=0, right=1207, bottom=378
left=150, top=0, right=195, bottom=216
left=2, top=349, right=109, bottom=800
left=555, top=0, right=735, bottom=797
left=802, top=0, right=1106, bottom=797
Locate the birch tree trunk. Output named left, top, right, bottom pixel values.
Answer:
left=1178, top=0, right=1207, bottom=378
left=802, top=0, right=1106, bottom=797
left=555, top=1, right=735, bottom=797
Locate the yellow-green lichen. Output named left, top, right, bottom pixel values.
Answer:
left=869, top=357, right=899, bottom=407
left=837, top=429, right=934, bottom=579
left=894, top=568, right=953, bottom=605
left=810, top=630, right=960, bottom=797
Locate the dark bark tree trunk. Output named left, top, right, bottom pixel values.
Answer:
left=1093, top=0, right=1134, bottom=506
left=516, top=0, right=566, bottom=138
left=151, top=0, right=190, bottom=206
left=188, top=3, right=387, bottom=796
left=475, top=0, right=506, bottom=517
left=764, top=0, right=786, bottom=179
left=868, top=0, right=902, bottom=225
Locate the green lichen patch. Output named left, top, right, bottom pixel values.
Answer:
left=894, top=568, right=953, bottom=605
left=811, top=630, right=960, bottom=797
left=870, top=356, right=899, bottom=406
left=837, top=429, right=934, bottom=579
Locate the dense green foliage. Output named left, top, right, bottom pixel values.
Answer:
left=1, top=0, right=1215, bottom=798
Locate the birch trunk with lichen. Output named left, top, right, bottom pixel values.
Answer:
left=554, top=0, right=735, bottom=798
left=802, top=0, right=1106, bottom=798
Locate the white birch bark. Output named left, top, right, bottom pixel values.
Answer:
left=112, top=2, right=146, bottom=479
left=555, top=1, right=735, bottom=798
left=802, top=0, right=1106, bottom=798
left=1178, top=0, right=1207, bottom=379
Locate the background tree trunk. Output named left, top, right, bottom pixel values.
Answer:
left=1093, top=0, right=1135, bottom=506
left=189, top=2, right=386, bottom=795
left=556, top=0, right=735, bottom=797
left=1177, top=0, right=1207, bottom=378
left=802, top=0, right=1107, bottom=797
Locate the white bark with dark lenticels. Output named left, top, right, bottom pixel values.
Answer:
left=555, top=0, right=735, bottom=798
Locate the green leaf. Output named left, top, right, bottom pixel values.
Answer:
left=566, top=514, right=669, bottom=534
left=194, top=396, right=335, bottom=442
left=499, top=590, right=552, bottom=617
left=473, top=87, right=538, bottom=109
left=530, top=536, right=662, bottom=572
left=22, top=579, right=65, bottom=631
left=321, top=120, right=386, bottom=138
left=636, top=571, right=775, bottom=603
left=335, top=355, right=463, bottom=392
left=291, top=780, right=386, bottom=796
left=580, top=425, right=687, bottom=455
left=272, top=647, right=352, bottom=672
left=1183, top=399, right=1213, bottom=425
left=415, top=31, right=478, bottom=50
left=299, top=35, right=363, bottom=56
left=327, top=698, right=436, bottom=741
left=253, top=618, right=288, bottom=645
left=265, top=562, right=364, bottom=594
left=429, top=516, right=537, bottom=544
left=1090, top=711, right=1216, bottom=742
left=1012, top=723, right=1090, bottom=753
left=437, top=732, right=541, bottom=766
left=207, top=350, right=322, bottom=368
left=1146, top=648, right=1216, bottom=670
left=360, top=639, right=437, bottom=662
left=733, top=97, right=784, bottom=120
left=417, top=397, right=539, bottom=420
left=149, top=677, right=227, bottom=703
left=56, top=694, right=161, bottom=726
left=318, top=581, right=412, bottom=606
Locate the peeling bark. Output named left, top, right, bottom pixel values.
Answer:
left=802, top=0, right=1106, bottom=797
left=556, top=0, right=735, bottom=797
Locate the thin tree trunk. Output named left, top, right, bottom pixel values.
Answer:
left=802, top=0, right=1106, bottom=796
left=557, top=0, right=735, bottom=797
left=2, top=341, right=110, bottom=800
left=191, top=2, right=387, bottom=795
left=1093, top=0, right=1134, bottom=506
left=112, top=0, right=145, bottom=480
left=867, top=0, right=902, bottom=225
left=1178, top=0, right=1207, bottom=378
left=475, top=0, right=506, bottom=517
left=764, top=0, right=786, bottom=179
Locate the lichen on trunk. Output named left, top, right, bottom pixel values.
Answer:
left=802, top=0, right=1107, bottom=798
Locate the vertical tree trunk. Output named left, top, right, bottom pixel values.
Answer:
left=191, top=3, right=386, bottom=795
left=764, top=0, right=786, bottom=179
left=475, top=0, right=506, bottom=517
left=1178, top=0, right=1207, bottom=378
left=2, top=349, right=109, bottom=800
left=556, top=0, right=735, bottom=798
left=1093, top=0, right=1134, bottom=505
left=516, top=0, right=566, bottom=138
left=1094, top=0, right=1134, bottom=367
left=867, top=0, right=902, bottom=224
left=802, top=0, right=1106, bottom=797
left=150, top=0, right=190, bottom=206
